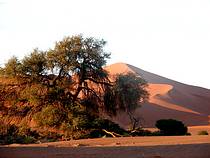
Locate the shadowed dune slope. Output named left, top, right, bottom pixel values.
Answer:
left=105, top=63, right=210, bottom=127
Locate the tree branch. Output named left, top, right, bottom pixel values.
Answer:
left=102, top=129, right=123, bottom=137
left=85, top=77, right=113, bottom=86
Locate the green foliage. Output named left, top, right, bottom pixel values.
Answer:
left=155, top=119, right=188, bottom=136
left=60, top=115, right=127, bottom=140
left=71, top=116, right=89, bottom=130
left=87, top=129, right=108, bottom=138
left=38, top=131, right=62, bottom=142
left=46, top=87, right=67, bottom=104
left=46, top=35, right=110, bottom=104
left=2, top=56, right=21, bottom=77
left=21, top=136, right=36, bottom=144
left=129, top=128, right=152, bottom=136
left=198, top=130, right=208, bottom=135
left=114, top=73, right=148, bottom=111
left=0, top=35, right=150, bottom=143
left=104, top=73, right=149, bottom=113
left=76, top=119, right=128, bottom=139
left=34, top=105, right=66, bottom=127
left=21, top=49, right=47, bottom=79
left=47, top=35, right=109, bottom=76
left=0, top=122, right=38, bottom=144
left=0, top=67, right=4, bottom=75
left=104, top=73, right=148, bottom=130
left=19, top=84, right=47, bottom=107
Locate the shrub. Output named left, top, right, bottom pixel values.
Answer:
left=0, top=122, right=37, bottom=144
left=92, top=118, right=126, bottom=135
left=0, top=123, right=17, bottom=144
left=33, top=105, right=66, bottom=127
left=15, top=135, right=36, bottom=144
left=61, top=117, right=128, bottom=140
left=39, top=131, right=62, bottom=142
left=71, top=115, right=91, bottom=130
left=18, top=124, right=40, bottom=139
left=155, top=119, right=188, bottom=136
left=151, top=130, right=163, bottom=136
left=198, top=130, right=208, bottom=135
left=186, top=132, right=191, bottom=136
left=130, top=128, right=152, bottom=136
left=87, top=129, right=107, bottom=138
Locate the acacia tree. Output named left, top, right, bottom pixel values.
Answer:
left=104, top=73, right=149, bottom=130
left=46, top=35, right=111, bottom=104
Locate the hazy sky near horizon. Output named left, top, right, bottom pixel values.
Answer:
left=0, top=0, right=210, bottom=89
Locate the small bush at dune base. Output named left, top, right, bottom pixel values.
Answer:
left=198, top=130, right=208, bottom=135
left=186, top=132, right=191, bottom=136
left=155, top=119, right=188, bottom=136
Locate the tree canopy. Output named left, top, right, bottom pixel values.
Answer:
left=46, top=36, right=110, bottom=102
left=2, top=56, right=21, bottom=77
left=104, top=73, right=148, bottom=130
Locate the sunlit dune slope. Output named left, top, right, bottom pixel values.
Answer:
left=105, top=63, right=210, bottom=127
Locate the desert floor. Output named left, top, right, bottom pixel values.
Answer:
left=1, top=133, right=210, bottom=158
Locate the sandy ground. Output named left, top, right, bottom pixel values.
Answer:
left=1, top=135, right=210, bottom=158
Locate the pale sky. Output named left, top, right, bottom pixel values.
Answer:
left=0, top=0, right=210, bottom=89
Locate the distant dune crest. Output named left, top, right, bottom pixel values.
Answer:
left=105, top=63, right=210, bottom=127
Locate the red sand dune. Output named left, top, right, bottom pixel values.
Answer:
left=105, top=63, right=210, bottom=128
